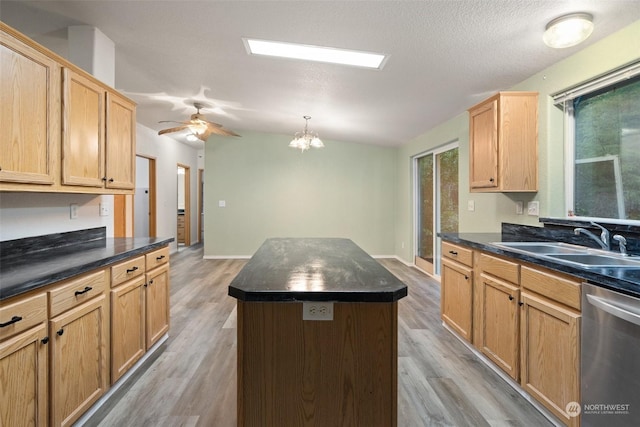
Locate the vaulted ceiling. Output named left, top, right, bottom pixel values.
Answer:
left=3, top=1, right=640, bottom=148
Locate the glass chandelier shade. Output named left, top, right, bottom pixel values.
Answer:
left=289, top=115, right=324, bottom=152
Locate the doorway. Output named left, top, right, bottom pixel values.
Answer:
left=414, top=143, right=459, bottom=276
left=177, top=164, right=191, bottom=248
left=133, top=156, right=157, bottom=237
left=198, top=168, right=204, bottom=243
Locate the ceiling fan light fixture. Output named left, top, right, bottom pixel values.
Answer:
left=289, top=116, right=324, bottom=152
left=543, top=12, right=594, bottom=48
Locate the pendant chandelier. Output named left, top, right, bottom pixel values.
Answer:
left=289, top=115, right=324, bottom=152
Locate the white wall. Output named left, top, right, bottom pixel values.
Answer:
left=136, top=124, right=200, bottom=252
left=0, top=193, right=113, bottom=241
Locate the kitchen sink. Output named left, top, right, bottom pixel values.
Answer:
left=492, top=241, right=589, bottom=255
left=492, top=241, right=640, bottom=269
left=546, top=254, right=640, bottom=268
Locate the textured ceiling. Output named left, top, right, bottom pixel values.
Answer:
left=3, top=1, right=640, bottom=148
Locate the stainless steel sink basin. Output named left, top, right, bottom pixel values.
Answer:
left=492, top=241, right=640, bottom=269
left=492, top=242, right=589, bottom=255
left=546, top=254, right=640, bottom=268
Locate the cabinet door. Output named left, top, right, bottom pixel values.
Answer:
left=62, top=68, right=105, bottom=187
left=520, top=291, right=580, bottom=427
left=469, top=100, right=498, bottom=189
left=480, top=273, right=519, bottom=380
left=111, top=276, right=146, bottom=384
left=145, top=263, right=170, bottom=349
left=441, top=259, right=473, bottom=341
left=105, top=91, right=135, bottom=190
left=0, top=30, right=57, bottom=185
left=50, top=295, right=108, bottom=427
left=0, top=323, right=48, bottom=427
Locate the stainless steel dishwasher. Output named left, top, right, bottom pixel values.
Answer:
left=581, top=283, right=640, bottom=426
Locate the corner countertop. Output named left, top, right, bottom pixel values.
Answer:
left=0, top=236, right=174, bottom=301
left=440, top=232, right=640, bottom=298
left=228, top=238, right=408, bottom=302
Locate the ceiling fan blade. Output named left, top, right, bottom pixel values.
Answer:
left=158, top=125, right=190, bottom=135
left=158, top=120, right=191, bottom=125
left=208, top=126, right=241, bottom=137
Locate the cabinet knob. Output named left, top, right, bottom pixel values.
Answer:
left=489, top=177, right=495, bottom=182
left=108, top=178, right=114, bottom=183
left=518, top=302, right=524, bottom=307
left=148, top=279, right=154, bottom=286
left=102, top=177, right=107, bottom=182
left=41, top=337, right=50, bottom=344
left=57, top=328, right=64, bottom=336
left=0, top=315, right=23, bottom=328
left=464, top=275, right=469, bottom=280
left=74, top=286, right=92, bottom=296
left=508, top=295, right=514, bottom=301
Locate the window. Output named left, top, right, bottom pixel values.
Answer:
left=557, top=62, right=640, bottom=221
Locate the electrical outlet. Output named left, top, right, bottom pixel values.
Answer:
left=99, top=203, right=110, bottom=217
left=218, top=200, right=226, bottom=208
left=303, top=302, right=334, bottom=321
left=527, top=201, right=540, bottom=216
left=70, top=204, right=79, bottom=219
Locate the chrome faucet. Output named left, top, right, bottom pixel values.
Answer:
left=613, top=235, right=628, bottom=256
left=574, top=221, right=610, bottom=250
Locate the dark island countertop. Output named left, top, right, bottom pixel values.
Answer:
left=228, top=238, right=408, bottom=302
left=1, top=227, right=173, bottom=301
left=441, top=232, right=640, bottom=298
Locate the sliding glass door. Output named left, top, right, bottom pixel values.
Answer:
left=414, top=144, right=459, bottom=276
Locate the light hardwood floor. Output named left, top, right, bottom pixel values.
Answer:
left=89, top=244, right=552, bottom=426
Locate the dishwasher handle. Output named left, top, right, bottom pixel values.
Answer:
left=586, top=294, right=640, bottom=327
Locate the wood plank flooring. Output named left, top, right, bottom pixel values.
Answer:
left=89, top=244, right=552, bottom=426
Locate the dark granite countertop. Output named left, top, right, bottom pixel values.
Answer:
left=440, top=232, right=640, bottom=298
left=1, top=228, right=173, bottom=301
left=228, top=238, right=408, bottom=302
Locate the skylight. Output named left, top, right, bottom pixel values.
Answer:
left=243, top=38, right=386, bottom=69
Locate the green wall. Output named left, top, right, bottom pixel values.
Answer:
left=394, top=20, right=640, bottom=263
left=204, top=131, right=396, bottom=257
left=204, top=21, right=639, bottom=261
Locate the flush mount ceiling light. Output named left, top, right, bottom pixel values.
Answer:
left=543, top=13, right=594, bottom=48
left=244, top=38, right=386, bottom=69
left=289, top=116, right=324, bottom=152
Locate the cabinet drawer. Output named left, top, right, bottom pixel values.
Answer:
left=146, top=246, right=169, bottom=271
left=521, top=265, right=581, bottom=310
left=111, top=255, right=145, bottom=287
left=49, top=269, right=108, bottom=317
left=479, top=253, right=519, bottom=284
left=0, top=292, right=47, bottom=341
left=442, top=242, right=473, bottom=267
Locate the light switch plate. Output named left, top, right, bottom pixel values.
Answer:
left=70, top=204, right=79, bottom=219
left=516, top=201, right=524, bottom=215
left=99, top=203, right=110, bottom=217
left=527, top=201, right=540, bottom=216
left=467, top=200, right=475, bottom=211
left=218, top=200, right=226, bottom=208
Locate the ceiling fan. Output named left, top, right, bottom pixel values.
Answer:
left=158, top=102, right=240, bottom=141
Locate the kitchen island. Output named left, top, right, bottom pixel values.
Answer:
left=229, top=238, right=407, bottom=427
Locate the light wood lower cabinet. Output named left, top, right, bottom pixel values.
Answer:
left=1, top=245, right=170, bottom=426
left=145, top=263, right=170, bottom=349
left=441, top=241, right=581, bottom=426
left=0, top=321, right=49, bottom=427
left=479, top=273, right=520, bottom=380
left=110, top=276, right=146, bottom=384
left=441, top=258, right=473, bottom=341
left=0, top=292, right=49, bottom=427
left=49, top=276, right=109, bottom=427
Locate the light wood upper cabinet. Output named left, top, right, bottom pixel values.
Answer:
left=105, top=91, right=136, bottom=190
left=62, top=68, right=105, bottom=187
left=0, top=22, right=135, bottom=194
left=0, top=27, right=59, bottom=185
left=469, top=92, right=538, bottom=192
